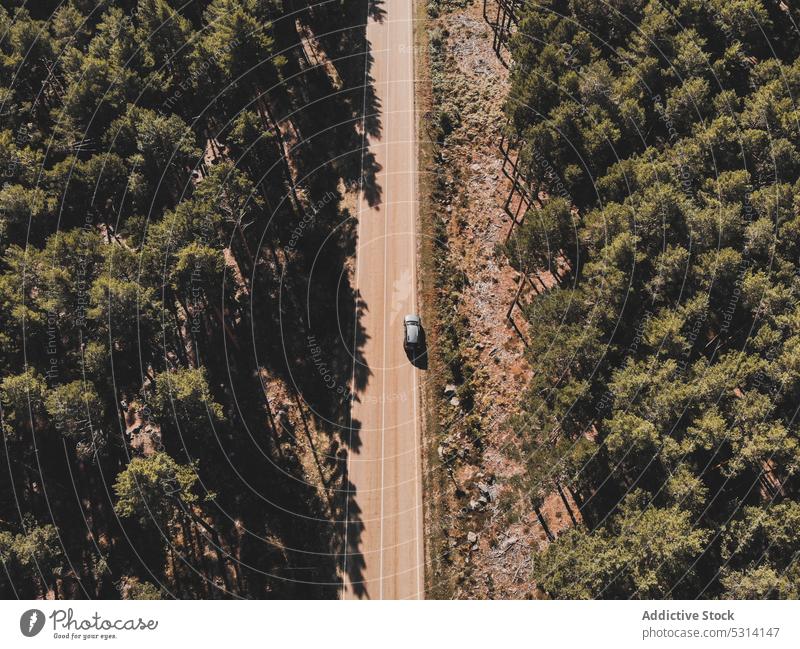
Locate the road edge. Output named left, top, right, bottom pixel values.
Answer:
left=413, top=0, right=452, bottom=600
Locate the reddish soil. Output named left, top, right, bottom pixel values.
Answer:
left=427, top=1, right=580, bottom=599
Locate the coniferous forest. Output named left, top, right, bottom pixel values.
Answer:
left=0, top=0, right=373, bottom=599
left=5, top=0, right=800, bottom=604
left=498, top=0, right=800, bottom=598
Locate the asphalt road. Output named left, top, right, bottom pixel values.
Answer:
left=342, top=0, right=425, bottom=600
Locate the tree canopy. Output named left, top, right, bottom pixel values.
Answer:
left=0, top=0, right=372, bottom=598
left=501, top=0, right=800, bottom=598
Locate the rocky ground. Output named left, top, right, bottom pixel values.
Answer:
left=424, top=0, right=578, bottom=599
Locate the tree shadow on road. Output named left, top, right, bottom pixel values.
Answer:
left=238, top=0, right=385, bottom=599
left=340, top=473, right=369, bottom=599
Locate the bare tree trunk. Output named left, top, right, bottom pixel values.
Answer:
left=188, top=510, right=233, bottom=594
left=556, top=480, right=578, bottom=526
left=534, top=506, right=555, bottom=542
left=256, top=93, right=305, bottom=220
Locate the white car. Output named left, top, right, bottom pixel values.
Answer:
left=403, top=314, right=422, bottom=353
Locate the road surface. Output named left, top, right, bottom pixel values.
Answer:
left=343, top=0, right=424, bottom=600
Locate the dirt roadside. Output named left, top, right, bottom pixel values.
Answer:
left=416, top=0, right=577, bottom=599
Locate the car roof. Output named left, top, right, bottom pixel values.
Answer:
left=405, top=322, right=420, bottom=343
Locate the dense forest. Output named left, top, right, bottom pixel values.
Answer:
left=499, top=0, right=800, bottom=598
left=9, top=0, right=800, bottom=603
left=0, top=0, right=373, bottom=598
